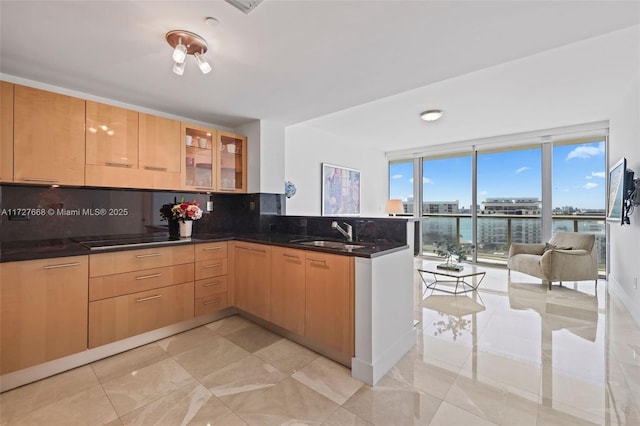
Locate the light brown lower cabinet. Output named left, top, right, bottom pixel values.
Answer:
left=0, top=240, right=354, bottom=378
left=0, top=256, right=89, bottom=374
left=234, top=242, right=271, bottom=319
left=194, top=242, right=229, bottom=316
left=305, top=251, right=354, bottom=357
left=88, top=282, right=194, bottom=348
left=195, top=276, right=229, bottom=316
left=269, top=247, right=354, bottom=359
left=88, top=245, right=196, bottom=348
left=270, top=247, right=306, bottom=335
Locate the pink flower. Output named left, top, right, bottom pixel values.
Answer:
left=171, top=200, right=203, bottom=222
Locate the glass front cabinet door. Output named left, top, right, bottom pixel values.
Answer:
left=217, top=131, right=247, bottom=193
left=182, top=123, right=216, bottom=191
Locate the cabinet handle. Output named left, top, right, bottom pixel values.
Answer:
left=195, top=187, right=214, bottom=190
left=136, top=253, right=161, bottom=258
left=43, top=262, right=81, bottom=269
left=203, top=263, right=223, bottom=268
left=218, top=189, right=236, bottom=192
left=203, top=298, right=222, bottom=305
left=283, top=253, right=300, bottom=259
left=136, top=294, right=162, bottom=303
left=144, top=165, right=168, bottom=171
left=203, top=281, right=221, bottom=287
left=22, top=177, right=60, bottom=183
left=203, top=247, right=222, bottom=251
left=307, top=258, right=326, bottom=264
left=136, top=273, right=163, bottom=280
left=105, top=162, right=133, bottom=168
left=237, top=246, right=266, bottom=253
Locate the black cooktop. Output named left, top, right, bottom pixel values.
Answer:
left=71, top=234, right=188, bottom=250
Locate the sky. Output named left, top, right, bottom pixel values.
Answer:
left=389, top=141, right=606, bottom=210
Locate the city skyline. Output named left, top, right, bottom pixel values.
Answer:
left=390, top=141, right=606, bottom=211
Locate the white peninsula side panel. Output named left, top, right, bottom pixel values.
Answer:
left=352, top=247, right=415, bottom=385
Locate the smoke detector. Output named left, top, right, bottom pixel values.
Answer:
left=225, top=0, right=264, bottom=14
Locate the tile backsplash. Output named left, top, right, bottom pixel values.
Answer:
left=0, top=185, right=406, bottom=246
left=0, top=185, right=284, bottom=242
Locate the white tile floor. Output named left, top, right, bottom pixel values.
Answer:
left=1, top=258, right=639, bottom=425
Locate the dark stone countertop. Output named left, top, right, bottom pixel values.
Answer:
left=0, top=232, right=408, bottom=263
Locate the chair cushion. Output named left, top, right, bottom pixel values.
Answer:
left=543, top=242, right=572, bottom=253
left=548, top=231, right=594, bottom=251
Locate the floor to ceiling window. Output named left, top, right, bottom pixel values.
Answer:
left=476, top=145, right=542, bottom=264
left=421, top=154, right=472, bottom=256
left=552, top=138, right=607, bottom=272
left=389, top=159, right=414, bottom=214
left=388, top=124, right=608, bottom=271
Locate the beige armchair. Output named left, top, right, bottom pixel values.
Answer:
left=507, top=231, right=598, bottom=290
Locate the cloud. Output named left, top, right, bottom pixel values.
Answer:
left=585, top=175, right=592, bottom=180
left=479, top=190, right=488, bottom=196
left=515, top=166, right=529, bottom=174
left=591, top=171, right=605, bottom=179
left=391, top=174, right=403, bottom=179
left=583, top=182, right=598, bottom=189
left=413, top=177, right=433, bottom=184
left=566, top=142, right=605, bottom=160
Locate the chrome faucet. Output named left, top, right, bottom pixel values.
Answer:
left=331, top=221, right=353, bottom=242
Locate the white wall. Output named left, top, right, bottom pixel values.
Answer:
left=235, top=120, right=285, bottom=194
left=608, top=77, right=640, bottom=324
left=259, top=121, right=286, bottom=194
left=284, top=124, right=388, bottom=216
left=234, top=120, right=262, bottom=193
left=282, top=26, right=640, bottom=322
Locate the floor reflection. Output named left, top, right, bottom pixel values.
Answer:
left=415, top=258, right=640, bottom=425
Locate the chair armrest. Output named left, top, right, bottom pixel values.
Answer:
left=540, top=249, right=597, bottom=281
left=509, top=243, right=545, bottom=257
left=551, top=249, right=589, bottom=256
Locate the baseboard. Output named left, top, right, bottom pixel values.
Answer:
left=351, top=327, right=415, bottom=386
left=0, top=308, right=237, bottom=393
left=607, top=277, right=640, bottom=328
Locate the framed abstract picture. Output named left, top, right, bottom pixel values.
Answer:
left=322, top=163, right=361, bottom=216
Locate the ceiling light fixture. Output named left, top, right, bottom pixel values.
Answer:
left=172, top=37, right=187, bottom=64
left=420, top=110, right=443, bottom=122
left=194, top=51, right=212, bottom=74
left=205, top=16, right=220, bottom=26
left=165, top=30, right=212, bottom=76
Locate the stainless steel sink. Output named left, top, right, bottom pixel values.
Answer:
left=297, top=240, right=366, bottom=250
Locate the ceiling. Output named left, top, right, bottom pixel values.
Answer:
left=1, top=1, right=639, bottom=151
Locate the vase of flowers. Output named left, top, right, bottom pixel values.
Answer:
left=171, top=199, right=203, bottom=238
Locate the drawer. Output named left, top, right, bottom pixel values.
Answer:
left=88, top=282, right=194, bottom=348
left=90, top=245, right=194, bottom=277
left=195, top=292, right=228, bottom=316
left=89, top=263, right=195, bottom=301
left=195, top=276, right=228, bottom=298
left=195, top=241, right=228, bottom=262
left=195, top=259, right=227, bottom=280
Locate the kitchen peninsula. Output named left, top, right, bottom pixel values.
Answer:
left=0, top=204, right=414, bottom=391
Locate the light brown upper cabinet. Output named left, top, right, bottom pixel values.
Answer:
left=85, top=101, right=141, bottom=188
left=139, top=113, right=181, bottom=173
left=86, top=101, right=139, bottom=168
left=13, top=85, right=85, bottom=186
left=217, top=131, right=247, bottom=193
left=182, top=122, right=217, bottom=191
left=0, top=81, right=13, bottom=182
left=86, top=107, right=182, bottom=190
